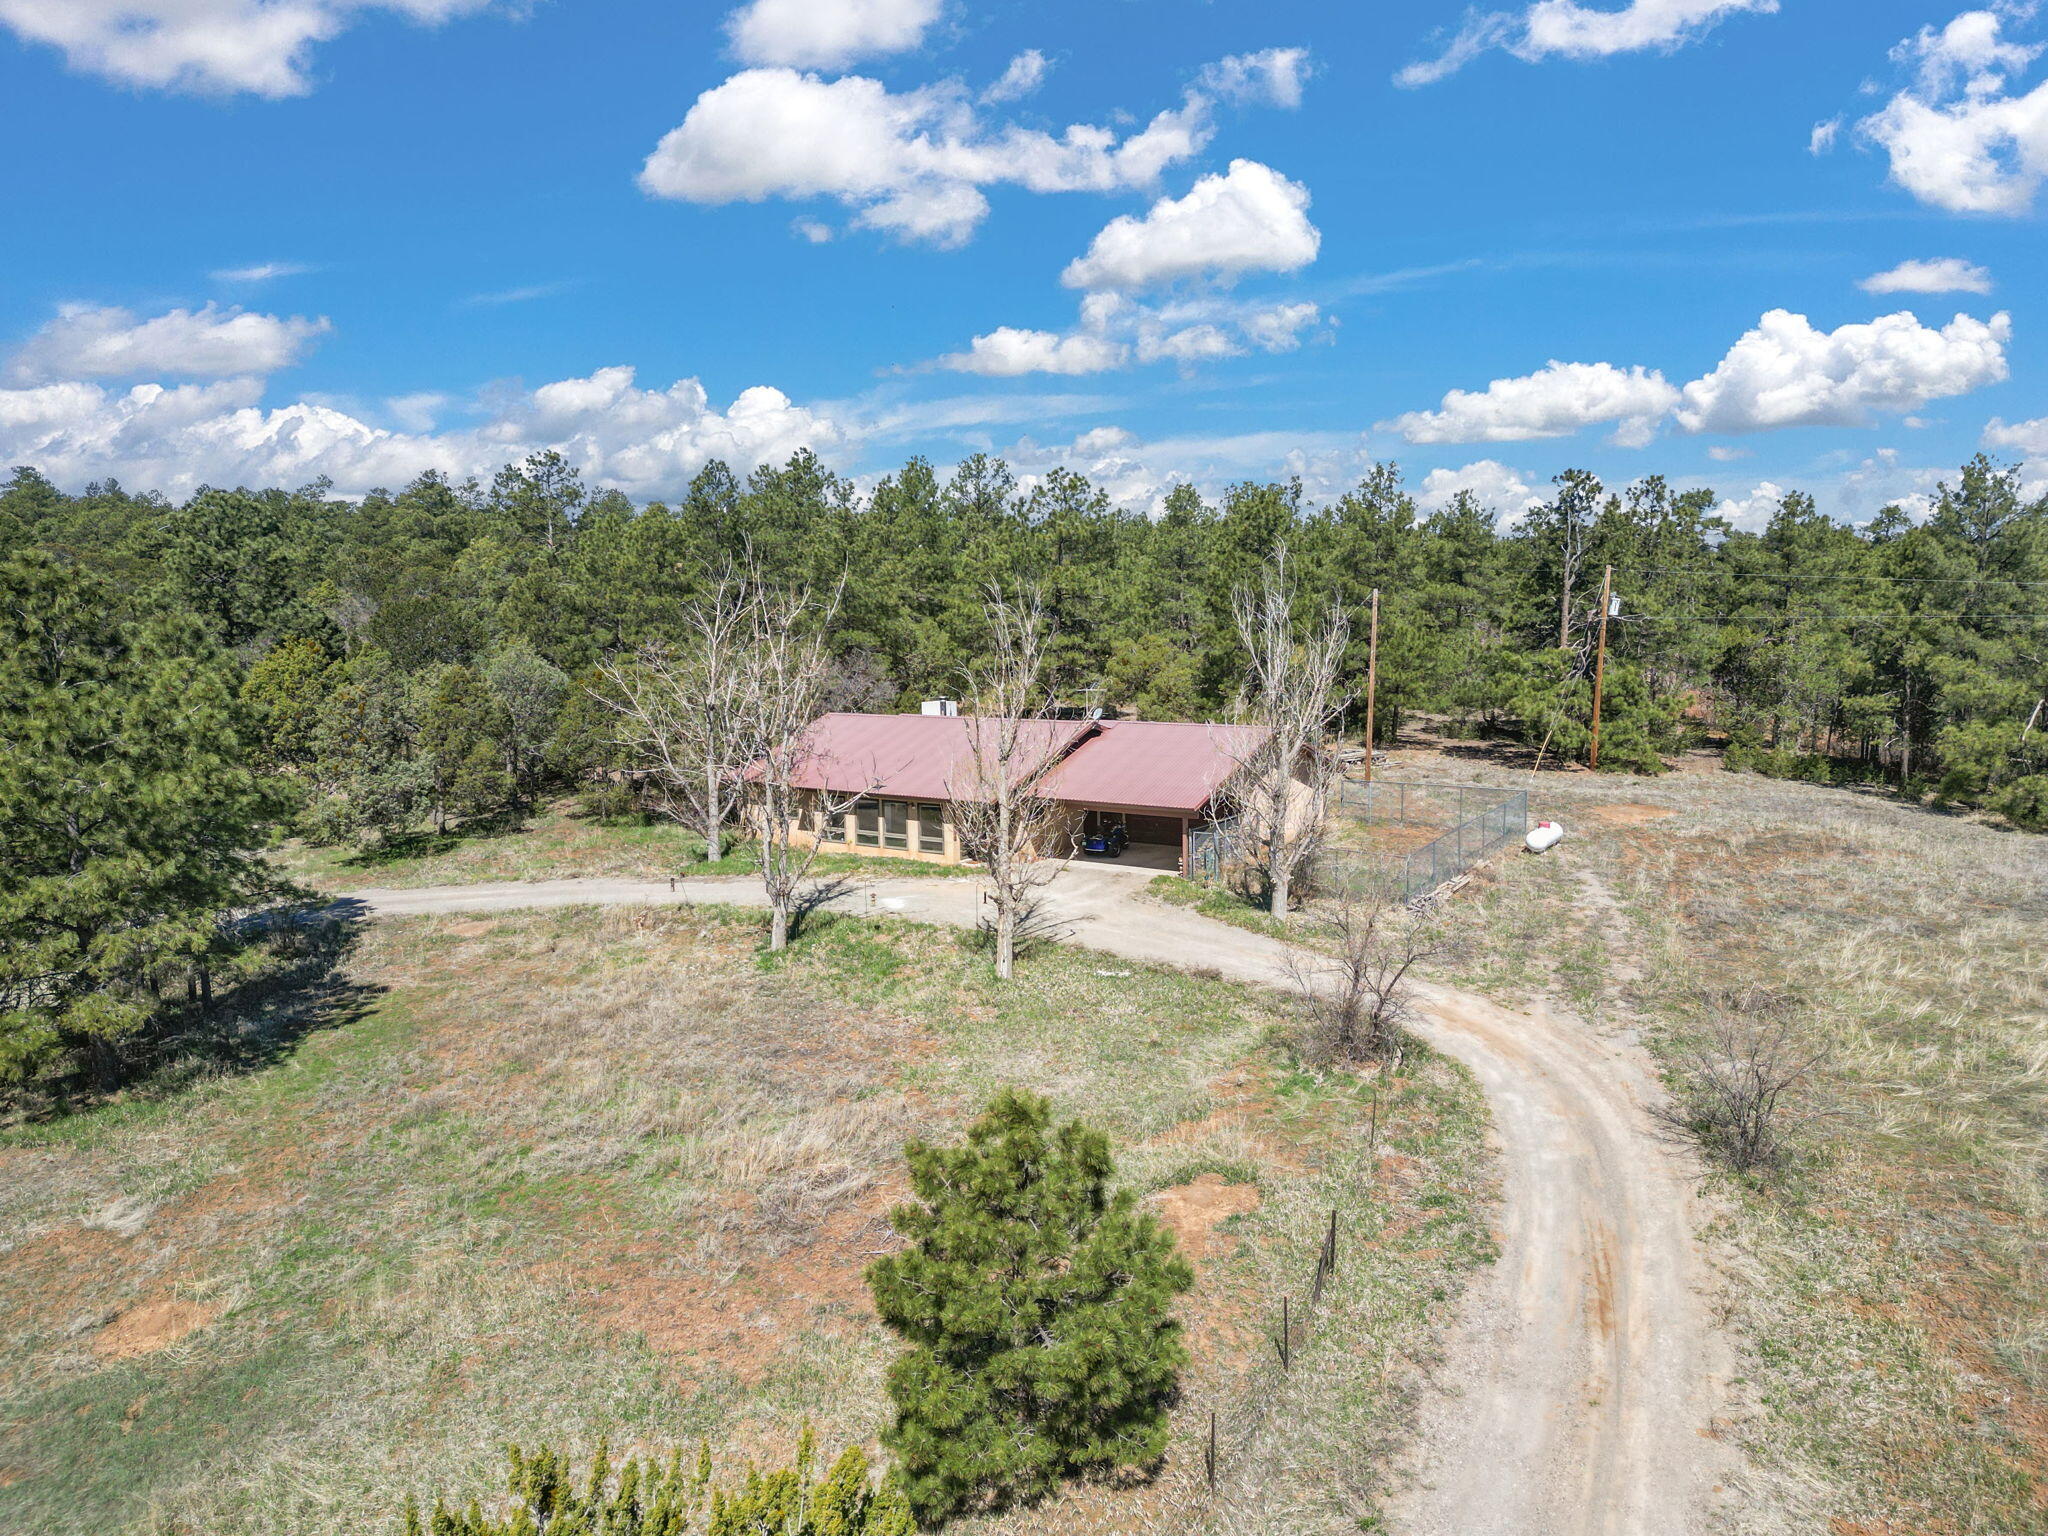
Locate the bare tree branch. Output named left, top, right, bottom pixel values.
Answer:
left=1285, top=881, right=1441, bottom=1066
left=948, top=585, right=1071, bottom=981
left=1650, top=985, right=1830, bottom=1177
left=595, top=561, right=757, bottom=862
left=737, top=572, right=865, bottom=951
left=1218, top=548, right=1353, bottom=918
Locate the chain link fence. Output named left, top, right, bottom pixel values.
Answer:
left=1187, top=780, right=1526, bottom=901
left=1332, top=778, right=1528, bottom=901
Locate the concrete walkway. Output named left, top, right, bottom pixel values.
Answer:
left=339, top=861, right=1731, bottom=1536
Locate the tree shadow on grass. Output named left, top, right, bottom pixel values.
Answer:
left=329, top=811, right=532, bottom=872
left=8, top=910, right=387, bottom=1127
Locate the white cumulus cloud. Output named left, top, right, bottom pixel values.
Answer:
left=724, top=0, right=942, bottom=70
left=0, top=0, right=494, bottom=97
left=1388, top=305, right=2015, bottom=447
left=0, top=364, right=844, bottom=502
left=938, top=328, right=1129, bottom=377
left=1711, top=479, right=1790, bottom=532
left=982, top=48, right=1049, bottom=104
left=8, top=303, right=330, bottom=385
left=1674, top=307, right=2011, bottom=433
left=1197, top=47, right=1311, bottom=108
left=1414, top=459, right=1545, bottom=523
left=998, top=423, right=1373, bottom=512
left=1858, top=6, right=2048, bottom=215
left=1984, top=413, right=2048, bottom=499
left=1398, top=0, right=1777, bottom=87
left=1061, top=160, right=1319, bottom=291
left=1382, top=360, right=1680, bottom=446
left=1984, top=413, right=2048, bottom=455
left=638, top=66, right=1222, bottom=248
left=1859, top=257, right=1994, bottom=294
left=936, top=293, right=1326, bottom=378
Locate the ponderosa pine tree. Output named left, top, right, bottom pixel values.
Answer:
left=866, top=1090, right=1192, bottom=1524
left=7, top=449, right=2046, bottom=826
left=417, top=664, right=511, bottom=832
left=0, top=553, right=279, bottom=1085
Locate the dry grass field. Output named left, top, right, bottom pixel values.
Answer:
left=269, top=805, right=973, bottom=892
left=1377, top=744, right=2048, bottom=1534
left=0, top=904, right=1492, bottom=1536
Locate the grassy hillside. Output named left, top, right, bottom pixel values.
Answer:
left=269, top=805, right=976, bottom=891
left=0, top=905, right=1491, bottom=1536
left=1420, top=757, right=2048, bottom=1533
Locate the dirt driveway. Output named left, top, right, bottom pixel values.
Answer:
left=340, top=861, right=1733, bottom=1535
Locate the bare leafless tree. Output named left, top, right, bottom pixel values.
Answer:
left=948, top=586, right=1070, bottom=981
left=1286, top=883, right=1441, bottom=1065
left=1224, top=550, right=1353, bottom=918
left=596, top=563, right=756, bottom=862
left=1652, top=986, right=1829, bottom=1177
left=737, top=577, right=864, bottom=951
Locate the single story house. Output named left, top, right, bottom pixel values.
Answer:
left=771, top=712, right=1269, bottom=875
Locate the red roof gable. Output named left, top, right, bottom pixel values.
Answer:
left=780, top=713, right=1096, bottom=801
left=1041, top=719, right=1265, bottom=816
left=780, top=713, right=1263, bottom=817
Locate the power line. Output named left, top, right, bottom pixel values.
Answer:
left=1614, top=611, right=2048, bottom=623
left=1616, top=567, right=2048, bottom=588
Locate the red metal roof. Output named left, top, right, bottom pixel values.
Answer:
left=1041, top=719, right=1266, bottom=816
left=781, top=713, right=1095, bottom=801
left=781, top=713, right=1263, bottom=817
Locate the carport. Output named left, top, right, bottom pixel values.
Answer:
left=1043, top=720, right=1263, bottom=877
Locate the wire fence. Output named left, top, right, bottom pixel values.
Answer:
left=1187, top=781, right=1527, bottom=902
left=1331, top=779, right=1528, bottom=901
left=1186, top=813, right=1238, bottom=881
left=1193, top=1094, right=1388, bottom=1500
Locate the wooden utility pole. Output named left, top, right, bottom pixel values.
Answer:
left=1589, top=565, right=1613, bottom=771
left=1362, top=587, right=1381, bottom=785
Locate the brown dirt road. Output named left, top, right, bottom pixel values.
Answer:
left=340, top=864, right=1735, bottom=1534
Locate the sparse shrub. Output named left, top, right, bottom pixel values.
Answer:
left=401, top=1426, right=912, bottom=1535
left=1287, top=885, right=1440, bottom=1064
left=577, top=781, right=645, bottom=823
left=1992, top=774, right=2048, bottom=832
left=1654, top=986, right=1827, bottom=1178
left=866, top=1090, right=1193, bottom=1524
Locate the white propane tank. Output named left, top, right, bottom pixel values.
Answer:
left=1525, top=819, right=1564, bottom=853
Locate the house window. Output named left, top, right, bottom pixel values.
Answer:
left=916, top=803, right=944, bottom=854
left=883, top=800, right=909, bottom=850
left=817, top=802, right=846, bottom=842
left=854, top=799, right=881, bottom=847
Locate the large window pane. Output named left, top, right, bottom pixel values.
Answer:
left=854, top=799, right=880, bottom=847
left=916, top=803, right=944, bottom=854
left=883, top=800, right=908, bottom=850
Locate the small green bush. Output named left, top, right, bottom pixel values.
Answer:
left=576, top=782, right=645, bottom=823
left=402, top=1428, right=912, bottom=1535
left=866, top=1089, right=1193, bottom=1524
left=1993, top=775, right=2048, bottom=832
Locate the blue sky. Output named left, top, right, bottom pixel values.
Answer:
left=3, top=0, right=2045, bottom=526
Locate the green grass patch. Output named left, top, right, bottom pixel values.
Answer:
left=0, top=903, right=1493, bottom=1536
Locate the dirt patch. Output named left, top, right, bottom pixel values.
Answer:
left=1583, top=803, right=1677, bottom=826
left=92, top=1299, right=220, bottom=1359
left=548, top=1192, right=903, bottom=1392
left=1150, top=1174, right=1261, bottom=1263
left=444, top=919, right=501, bottom=937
